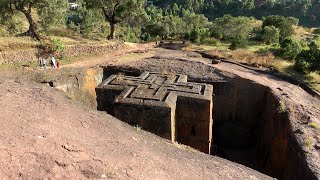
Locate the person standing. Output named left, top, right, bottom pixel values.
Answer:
left=43, top=58, right=47, bottom=69
left=56, top=60, right=60, bottom=69
left=51, top=56, right=57, bottom=68
left=38, top=56, right=43, bottom=67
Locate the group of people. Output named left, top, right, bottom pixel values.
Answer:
left=39, top=56, right=60, bottom=69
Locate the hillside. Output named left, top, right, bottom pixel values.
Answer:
left=0, top=78, right=271, bottom=179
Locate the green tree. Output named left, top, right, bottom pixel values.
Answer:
left=261, top=26, right=280, bottom=44
left=280, top=37, right=303, bottom=60
left=262, top=15, right=296, bottom=39
left=84, top=0, right=145, bottom=40
left=188, top=28, right=209, bottom=43
left=229, top=33, right=248, bottom=50
left=37, top=0, right=69, bottom=32
left=210, top=15, right=253, bottom=40
left=296, top=42, right=320, bottom=72
left=67, top=1, right=105, bottom=37
left=0, top=0, right=68, bottom=40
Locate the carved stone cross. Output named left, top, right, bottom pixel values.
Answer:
left=96, top=71, right=213, bottom=153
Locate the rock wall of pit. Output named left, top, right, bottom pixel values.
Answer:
left=257, top=89, right=317, bottom=180
left=34, top=67, right=103, bottom=108
left=34, top=62, right=318, bottom=180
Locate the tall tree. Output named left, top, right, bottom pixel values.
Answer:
left=0, top=0, right=68, bottom=41
left=85, top=0, right=145, bottom=40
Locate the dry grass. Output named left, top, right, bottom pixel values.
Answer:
left=0, top=36, right=112, bottom=53
left=207, top=49, right=276, bottom=68
left=173, top=142, right=198, bottom=153
left=0, top=37, right=38, bottom=52
left=272, top=59, right=320, bottom=91
left=249, top=19, right=262, bottom=28
left=293, top=25, right=312, bottom=40
left=203, top=44, right=320, bottom=92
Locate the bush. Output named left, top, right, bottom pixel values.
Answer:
left=202, top=38, right=221, bottom=46
left=51, top=38, right=65, bottom=53
left=37, top=37, right=65, bottom=57
left=229, top=34, right=248, bottom=50
left=262, top=26, right=280, bottom=44
left=262, top=15, right=295, bottom=39
left=189, top=30, right=200, bottom=43
left=280, top=37, right=303, bottom=60
left=188, top=28, right=210, bottom=43
left=313, top=28, right=320, bottom=35
left=294, top=59, right=311, bottom=73
left=296, top=42, right=320, bottom=72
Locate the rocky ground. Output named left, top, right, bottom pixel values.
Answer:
left=0, top=79, right=271, bottom=179
left=0, top=43, right=319, bottom=179
left=100, top=47, right=320, bottom=179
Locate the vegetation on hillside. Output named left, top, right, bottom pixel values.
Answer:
left=0, top=0, right=319, bottom=91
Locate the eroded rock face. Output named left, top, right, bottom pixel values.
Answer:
left=96, top=71, right=213, bottom=153
left=257, top=90, right=317, bottom=180
left=0, top=79, right=273, bottom=180
left=97, top=53, right=319, bottom=180
left=34, top=47, right=318, bottom=179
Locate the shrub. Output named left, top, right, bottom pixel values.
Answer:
left=202, top=38, right=221, bottom=46
left=280, top=37, right=303, bottom=60
left=296, top=42, right=320, bottom=72
left=262, top=26, right=280, bottom=44
left=262, top=15, right=295, bottom=39
left=229, top=34, right=248, bottom=50
left=294, top=58, right=311, bottom=73
left=313, top=28, right=320, bottom=35
left=189, top=29, right=200, bottom=43
left=51, top=38, right=65, bottom=53
left=37, top=37, right=65, bottom=57
left=188, top=28, right=210, bottom=43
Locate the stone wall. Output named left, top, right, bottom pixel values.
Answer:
left=176, top=96, right=213, bottom=153
left=0, top=43, right=123, bottom=64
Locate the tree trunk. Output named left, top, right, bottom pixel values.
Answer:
left=108, top=23, right=115, bottom=40
left=24, top=12, right=41, bottom=41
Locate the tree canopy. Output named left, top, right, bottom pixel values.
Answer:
left=84, top=0, right=146, bottom=39
left=0, top=0, right=68, bottom=40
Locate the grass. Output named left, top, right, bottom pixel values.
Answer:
left=305, top=136, right=314, bottom=150
left=0, top=37, right=38, bottom=52
left=0, top=36, right=120, bottom=69
left=272, top=59, right=320, bottom=92
left=0, top=60, right=38, bottom=69
left=308, top=121, right=320, bottom=129
left=277, top=100, right=287, bottom=115
left=133, top=124, right=141, bottom=131
left=173, top=142, right=198, bottom=153
left=0, top=35, right=113, bottom=53
left=293, top=25, right=312, bottom=40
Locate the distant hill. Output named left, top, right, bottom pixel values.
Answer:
left=152, top=0, right=320, bottom=27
